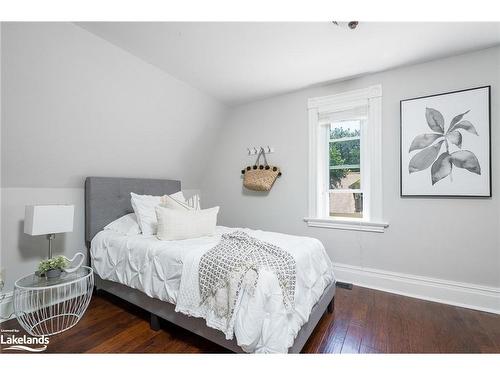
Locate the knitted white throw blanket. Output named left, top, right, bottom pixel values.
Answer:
left=198, top=231, right=296, bottom=320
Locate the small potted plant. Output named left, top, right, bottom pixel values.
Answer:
left=37, top=256, right=69, bottom=279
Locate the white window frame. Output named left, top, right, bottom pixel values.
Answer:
left=304, top=85, right=389, bottom=233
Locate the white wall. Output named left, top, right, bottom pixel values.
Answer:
left=201, top=47, right=500, bottom=310
left=0, top=22, right=226, bottom=293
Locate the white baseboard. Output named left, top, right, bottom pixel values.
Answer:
left=333, top=263, right=500, bottom=315
left=0, top=291, right=14, bottom=323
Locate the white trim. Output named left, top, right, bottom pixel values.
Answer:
left=329, top=136, right=360, bottom=143
left=359, top=117, right=369, bottom=219
left=320, top=123, right=330, bottom=218
left=307, top=85, right=386, bottom=228
left=333, top=262, right=500, bottom=315
left=328, top=189, right=362, bottom=194
left=0, top=291, right=14, bottom=323
left=304, top=217, right=388, bottom=233
left=367, top=94, right=383, bottom=221
left=308, top=85, right=382, bottom=109
left=307, top=107, right=319, bottom=218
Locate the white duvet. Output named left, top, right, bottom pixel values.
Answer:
left=91, top=226, right=334, bottom=353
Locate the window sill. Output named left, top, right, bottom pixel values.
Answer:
left=303, top=217, right=389, bottom=233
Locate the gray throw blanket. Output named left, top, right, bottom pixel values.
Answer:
left=199, top=231, right=296, bottom=320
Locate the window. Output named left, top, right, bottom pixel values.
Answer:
left=329, top=119, right=363, bottom=218
left=305, top=85, right=388, bottom=232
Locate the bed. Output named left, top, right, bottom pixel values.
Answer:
left=85, top=176, right=336, bottom=353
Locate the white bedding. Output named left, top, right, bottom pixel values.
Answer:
left=90, top=226, right=335, bottom=353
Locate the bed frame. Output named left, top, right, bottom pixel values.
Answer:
left=85, top=176, right=335, bottom=353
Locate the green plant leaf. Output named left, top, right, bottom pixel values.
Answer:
left=408, top=140, right=444, bottom=174
left=431, top=152, right=452, bottom=185
left=446, top=130, right=462, bottom=148
left=37, top=256, right=69, bottom=274
left=425, top=108, right=444, bottom=134
left=409, top=133, right=443, bottom=152
left=450, top=150, right=481, bottom=175
left=449, top=120, right=478, bottom=135
left=448, top=110, right=470, bottom=132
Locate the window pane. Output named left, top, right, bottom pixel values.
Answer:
left=328, top=120, right=363, bottom=218
left=329, top=139, right=360, bottom=189
left=330, top=168, right=361, bottom=189
left=329, top=120, right=360, bottom=140
left=329, top=192, right=363, bottom=218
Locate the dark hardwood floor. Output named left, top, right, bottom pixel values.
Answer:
left=1, top=285, right=499, bottom=353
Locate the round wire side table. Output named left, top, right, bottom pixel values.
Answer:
left=13, top=266, right=94, bottom=337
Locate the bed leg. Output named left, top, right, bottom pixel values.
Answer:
left=327, top=297, right=335, bottom=313
left=150, top=313, right=161, bottom=331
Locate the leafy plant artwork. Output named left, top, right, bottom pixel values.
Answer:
left=408, top=108, right=481, bottom=185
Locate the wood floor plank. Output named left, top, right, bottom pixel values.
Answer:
left=359, top=344, right=380, bottom=354
left=474, top=311, right=500, bottom=352
left=322, top=337, right=345, bottom=354
left=360, top=289, right=389, bottom=352
left=402, top=296, right=427, bottom=353
left=385, top=294, right=411, bottom=353
left=86, top=320, right=156, bottom=353
left=340, top=324, right=364, bottom=353
left=1, top=285, right=499, bottom=354
left=301, top=313, right=333, bottom=353
left=314, top=289, right=353, bottom=353
left=455, top=308, right=500, bottom=353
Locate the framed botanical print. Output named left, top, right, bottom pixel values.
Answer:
left=400, top=86, right=491, bottom=197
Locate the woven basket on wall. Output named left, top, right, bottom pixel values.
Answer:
left=241, top=149, right=281, bottom=191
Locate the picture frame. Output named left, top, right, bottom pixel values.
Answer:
left=400, top=86, right=491, bottom=197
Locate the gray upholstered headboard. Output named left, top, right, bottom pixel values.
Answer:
left=85, top=177, right=181, bottom=246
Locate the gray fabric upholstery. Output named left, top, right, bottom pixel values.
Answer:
left=85, top=176, right=181, bottom=245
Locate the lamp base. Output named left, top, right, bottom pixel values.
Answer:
left=46, top=233, right=55, bottom=259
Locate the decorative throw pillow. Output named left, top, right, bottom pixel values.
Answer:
left=155, top=206, right=219, bottom=241
left=104, top=213, right=141, bottom=235
left=160, top=194, right=193, bottom=211
left=130, top=192, right=163, bottom=235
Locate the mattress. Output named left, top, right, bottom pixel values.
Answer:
left=90, top=226, right=335, bottom=353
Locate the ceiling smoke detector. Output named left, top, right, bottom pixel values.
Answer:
left=332, top=21, right=359, bottom=30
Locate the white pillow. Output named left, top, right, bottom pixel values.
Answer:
left=155, top=206, right=219, bottom=241
left=130, top=191, right=189, bottom=235
left=130, top=192, right=163, bottom=235
left=104, top=213, right=141, bottom=235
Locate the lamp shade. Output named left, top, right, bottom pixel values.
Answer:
left=24, top=205, right=74, bottom=235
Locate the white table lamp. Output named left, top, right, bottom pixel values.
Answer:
left=24, top=205, right=74, bottom=259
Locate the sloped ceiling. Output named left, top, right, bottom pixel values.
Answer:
left=79, top=22, right=500, bottom=105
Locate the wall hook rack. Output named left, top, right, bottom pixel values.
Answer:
left=247, top=146, right=274, bottom=155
